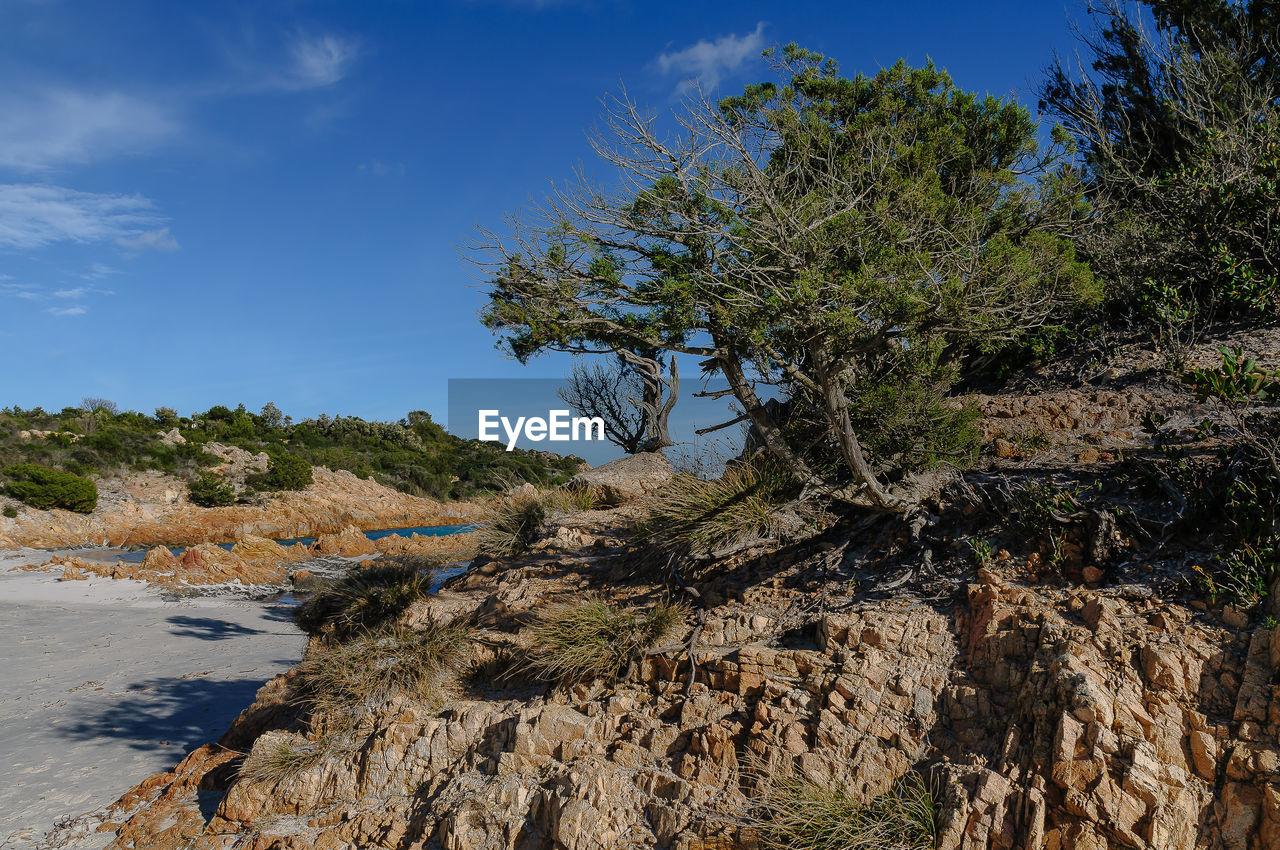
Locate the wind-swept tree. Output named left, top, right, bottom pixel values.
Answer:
left=558, top=352, right=679, bottom=454
left=474, top=47, right=1098, bottom=512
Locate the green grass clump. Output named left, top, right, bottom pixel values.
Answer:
left=755, top=772, right=939, bottom=850
left=2, top=505, right=17, bottom=518
left=239, top=736, right=321, bottom=784
left=295, top=621, right=471, bottom=721
left=1, top=463, right=98, bottom=513
left=477, top=493, right=547, bottom=556
left=638, top=463, right=795, bottom=558
left=295, top=562, right=434, bottom=638
left=521, top=598, right=686, bottom=683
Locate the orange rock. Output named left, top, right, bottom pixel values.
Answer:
left=312, top=524, right=377, bottom=557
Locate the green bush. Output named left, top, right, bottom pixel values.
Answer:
left=187, top=471, right=236, bottom=507
left=3, top=505, right=17, bottom=518
left=1, top=464, right=98, bottom=513
left=249, top=452, right=314, bottom=492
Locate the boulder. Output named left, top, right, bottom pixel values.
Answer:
left=157, top=428, right=186, bottom=446
left=229, top=535, right=310, bottom=565
left=569, top=452, right=673, bottom=506
left=312, top=524, right=377, bottom=557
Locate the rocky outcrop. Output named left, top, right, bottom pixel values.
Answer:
left=570, top=451, right=674, bottom=505
left=91, top=535, right=1280, bottom=850
left=312, top=524, right=379, bottom=557
left=373, top=529, right=479, bottom=561
left=0, top=467, right=482, bottom=550
left=38, top=535, right=316, bottom=588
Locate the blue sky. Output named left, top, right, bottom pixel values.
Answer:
left=1, top=0, right=1084, bottom=426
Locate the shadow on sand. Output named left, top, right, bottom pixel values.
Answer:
left=56, top=672, right=291, bottom=755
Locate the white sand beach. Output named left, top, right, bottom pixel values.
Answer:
left=0, top=550, right=306, bottom=850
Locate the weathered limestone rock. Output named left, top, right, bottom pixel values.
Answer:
left=569, top=452, right=673, bottom=505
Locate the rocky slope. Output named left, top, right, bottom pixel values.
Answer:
left=47, top=332, right=1280, bottom=849
left=0, top=466, right=481, bottom=550
left=74, top=516, right=1279, bottom=850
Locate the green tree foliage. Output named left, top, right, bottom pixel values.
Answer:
left=1042, top=0, right=1280, bottom=325
left=476, top=47, right=1098, bottom=510
left=1, top=463, right=98, bottom=513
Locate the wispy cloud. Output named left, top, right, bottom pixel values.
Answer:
left=81, top=262, right=119, bottom=280
left=654, top=22, right=766, bottom=96
left=1, top=281, right=41, bottom=300
left=47, top=305, right=87, bottom=316
left=286, top=34, right=359, bottom=89
left=0, top=184, right=175, bottom=250
left=115, top=226, right=180, bottom=253
left=0, top=89, right=178, bottom=172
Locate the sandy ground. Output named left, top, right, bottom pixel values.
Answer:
left=0, top=550, right=307, bottom=850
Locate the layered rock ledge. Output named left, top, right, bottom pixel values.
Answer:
left=82, top=528, right=1280, bottom=850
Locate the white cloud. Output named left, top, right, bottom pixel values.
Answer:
left=47, top=305, right=87, bottom=316
left=53, top=286, right=87, bottom=298
left=0, top=89, right=178, bottom=171
left=655, top=22, right=766, bottom=95
left=1, top=282, right=41, bottom=300
left=81, top=262, right=119, bottom=280
left=115, top=226, right=180, bottom=253
left=0, top=184, right=173, bottom=250
left=283, top=34, right=358, bottom=90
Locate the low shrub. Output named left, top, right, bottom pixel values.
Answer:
left=3, top=505, right=18, bottom=518
left=187, top=471, right=236, bottom=507
left=753, top=772, right=939, bottom=850
left=477, top=493, right=547, bottom=556
left=295, top=562, right=434, bottom=638
left=294, top=621, right=471, bottom=721
left=1, top=463, right=98, bottom=513
left=638, top=463, right=798, bottom=559
left=520, top=598, right=686, bottom=683
left=249, top=452, right=314, bottom=492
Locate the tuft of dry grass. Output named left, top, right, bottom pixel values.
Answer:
left=541, top=483, right=601, bottom=514
left=638, top=462, right=800, bottom=558
left=519, top=598, right=686, bottom=683
left=294, top=562, right=434, bottom=638
left=477, top=492, right=547, bottom=556
left=753, top=772, right=939, bottom=850
left=239, top=736, right=322, bottom=784
left=295, top=620, right=471, bottom=721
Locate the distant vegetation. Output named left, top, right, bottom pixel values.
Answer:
left=2, top=463, right=98, bottom=513
left=0, top=402, right=581, bottom=504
